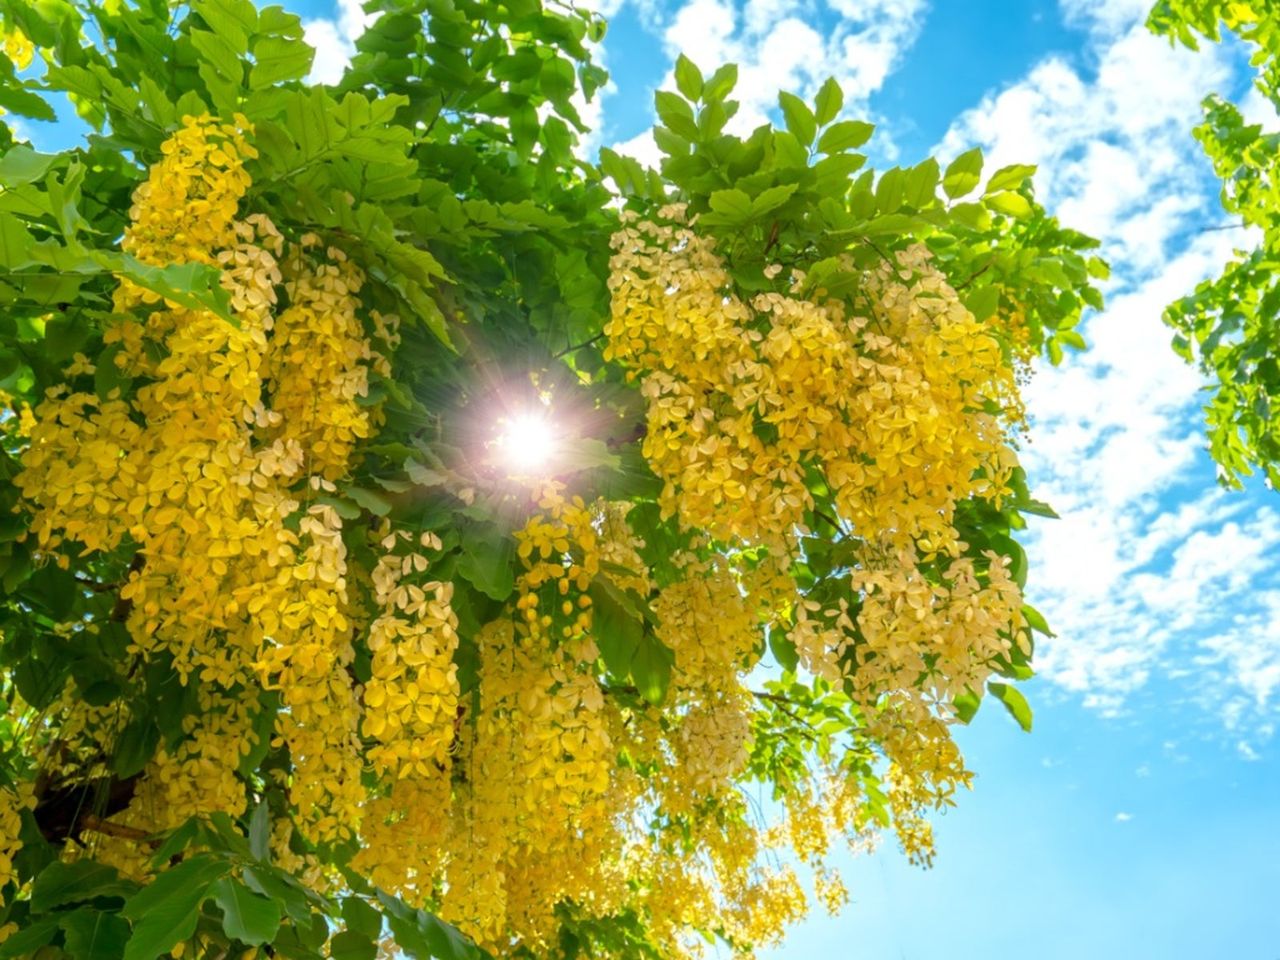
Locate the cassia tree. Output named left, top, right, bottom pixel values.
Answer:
left=0, top=0, right=1105, bottom=957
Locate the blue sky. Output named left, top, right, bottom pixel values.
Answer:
left=15, top=0, right=1280, bottom=955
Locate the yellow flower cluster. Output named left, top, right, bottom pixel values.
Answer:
left=266, top=238, right=377, bottom=479
left=363, top=529, right=461, bottom=778
left=605, top=210, right=1032, bottom=879
left=655, top=550, right=761, bottom=692
left=0, top=780, right=32, bottom=906
left=513, top=484, right=599, bottom=642
left=17, top=115, right=378, bottom=854
left=672, top=689, right=754, bottom=798
left=606, top=209, right=1021, bottom=556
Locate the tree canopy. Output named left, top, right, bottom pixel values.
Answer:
left=1149, top=0, right=1280, bottom=486
left=0, top=0, right=1105, bottom=957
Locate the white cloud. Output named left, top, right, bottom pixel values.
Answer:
left=940, top=18, right=1280, bottom=740
left=1114, top=811, right=1133, bottom=822
left=1058, top=0, right=1152, bottom=37
left=303, top=0, right=373, bottom=85
left=610, top=0, right=927, bottom=155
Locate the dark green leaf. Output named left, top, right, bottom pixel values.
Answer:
left=32, top=861, right=135, bottom=913
left=330, top=930, right=378, bottom=960
left=588, top=578, right=643, bottom=678
left=212, top=877, right=281, bottom=946
left=121, top=855, right=230, bottom=960
left=60, top=909, right=132, bottom=960
left=248, top=802, right=270, bottom=861
left=341, top=898, right=382, bottom=939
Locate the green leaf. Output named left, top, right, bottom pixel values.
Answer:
left=964, top=284, right=1000, bottom=322
left=631, top=635, right=673, bottom=705
left=330, top=930, right=378, bottom=960
left=986, top=190, right=1033, bottom=218
left=0, top=916, right=61, bottom=959
left=345, top=486, right=393, bottom=516
left=377, top=892, right=479, bottom=960
left=101, top=256, right=238, bottom=326
left=943, top=147, right=983, bottom=199
left=778, top=91, right=817, bottom=146
left=121, top=855, right=230, bottom=960
left=588, top=578, right=643, bottom=678
left=242, top=865, right=310, bottom=924
left=1058, top=329, right=1087, bottom=350
left=112, top=715, right=159, bottom=780
left=60, top=909, right=132, bottom=960
left=341, top=897, right=382, bottom=939
left=673, top=54, right=703, bottom=101
left=237, top=690, right=278, bottom=776
left=248, top=801, right=270, bottom=861
left=1022, top=604, right=1054, bottom=637
left=988, top=681, right=1033, bottom=732
left=949, top=201, right=991, bottom=231
left=984, top=163, right=1036, bottom=194
left=705, top=187, right=753, bottom=226
left=456, top=528, right=515, bottom=602
left=860, top=212, right=918, bottom=238
left=0, top=146, right=58, bottom=186
left=32, top=861, right=135, bottom=913
left=212, top=877, right=281, bottom=946
left=953, top=688, right=981, bottom=724
left=814, top=77, right=843, bottom=125
left=903, top=158, right=940, bottom=208
left=250, top=35, right=314, bottom=87
left=0, top=82, right=57, bottom=122
left=702, top=63, right=738, bottom=102
left=751, top=183, right=797, bottom=217
left=875, top=167, right=905, bottom=213
left=654, top=91, right=698, bottom=141
left=556, top=437, right=620, bottom=472
left=817, top=120, right=873, bottom=154
left=768, top=629, right=799, bottom=673
left=0, top=212, right=38, bottom=269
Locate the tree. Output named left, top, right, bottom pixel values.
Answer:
left=1148, top=0, right=1280, bottom=487
left=0, top=1, right=1104, bottom=957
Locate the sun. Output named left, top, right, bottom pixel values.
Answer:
left=494, top=410, right=559, bottom=475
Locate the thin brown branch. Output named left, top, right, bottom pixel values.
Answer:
left=81, top=814, right=152, bottom=842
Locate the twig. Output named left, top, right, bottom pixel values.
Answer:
left=553, top=331, right=606, bottom=358
left=74, top=575, right=120, bottom=593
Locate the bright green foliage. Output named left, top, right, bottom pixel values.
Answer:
left=1149, top=0, right=1280, bottom=486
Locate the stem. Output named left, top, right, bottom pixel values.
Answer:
left=553, top=331, right=606, bottom=358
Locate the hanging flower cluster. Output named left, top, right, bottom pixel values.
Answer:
left=16, top=116, right=377, bottom=869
